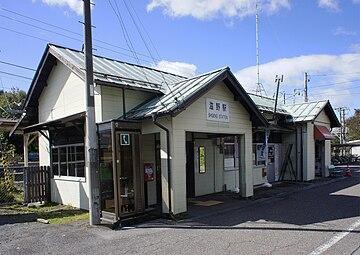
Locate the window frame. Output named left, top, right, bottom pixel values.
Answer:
left=223, top=136, right=239, bottom=171
left=52, top=143, right=85, bottom=179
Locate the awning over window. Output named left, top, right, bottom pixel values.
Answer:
left=314, top=125, right=335, bottom=140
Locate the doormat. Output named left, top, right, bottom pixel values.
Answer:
left=189, top=200, right=223, bottom=207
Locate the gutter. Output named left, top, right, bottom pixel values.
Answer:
left=151, top=113, right=173, bottom=217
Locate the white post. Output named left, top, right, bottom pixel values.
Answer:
left=23, top=133, right=29, bottom=167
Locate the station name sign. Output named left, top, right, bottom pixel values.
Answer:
left=206, top=98, right=229, bottom=122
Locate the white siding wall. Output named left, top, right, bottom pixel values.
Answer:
left=305, top=122, right=315, bottom=180
left=101, top=86, right=153, bottom=121
left=37, top=61, right=88, bottom=208
left=51, top=179, right=89, bottom=209
left=142, top=134, right=157, bottom=205
left=253, top=166, right=266, bottom=186
left=38, top=61, right=85, bottom=122
left=142, top=119, right=171, bottom=214
left=141, top=82, right=254, bottom=215
left=171, top=82, right=254, bottom=214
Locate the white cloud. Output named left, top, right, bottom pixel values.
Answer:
left=235, top=54, right=360, bottom=109
left=350, top=43, right=360, bottom=53
left=41, top=0, right=83, bottom=15
left=318, top=0, right=340, bottom=11
left=147, top=0, right=290, bottom=20
left=333, top=26, right=356, bottom=36
left=154, top=60, right=197, bottom=77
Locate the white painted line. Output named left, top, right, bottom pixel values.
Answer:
left=309, top=219, right=360, bottom=255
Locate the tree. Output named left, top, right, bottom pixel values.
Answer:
left=0, top=87, right=26, bottom=119
left=0, top=87, right=31, bottom=156
left=346, top=109, right=360, bottom=141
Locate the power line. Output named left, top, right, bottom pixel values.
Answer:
left=0, top=6, right=199, bottom=76
left=0, top=7, right=81, bottom=37
left=0, top=70, right=32, bottom=80
left=309, top=72, right=360, bottom=77
left=309, top=79, right=360, bottom=89
left=0, top=60, right=36, bottom=71
left=310, top=91, right=360, bottom=97
left=122, top=0, right=176, bottom=97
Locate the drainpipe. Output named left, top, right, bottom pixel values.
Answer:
left=152, top=113, right=173, bottom=217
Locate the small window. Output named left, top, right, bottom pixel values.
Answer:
left=198, top=146, right=206, bottom=173
left=51, top=144, right=85, bottom=178
left=223, top=136, right=239, bottom=171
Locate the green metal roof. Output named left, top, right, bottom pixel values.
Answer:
left=126, top=68, right=228, bottom=118
left=49, top=44, right=185, bottom=93
left=248, top=94, right=340, bottom=127
left=284, top=100, right=329, bottom=122
left=248, top=94, right=289, bottom=115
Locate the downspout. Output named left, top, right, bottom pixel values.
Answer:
left=152, top=113, right=173, bottom=216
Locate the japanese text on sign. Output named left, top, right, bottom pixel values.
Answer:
left=206, top=98, right=229, bottom=122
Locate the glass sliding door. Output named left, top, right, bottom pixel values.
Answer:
left=99, top=131, right=115, bottom=214
left=116, top=132, right=143, bottom=217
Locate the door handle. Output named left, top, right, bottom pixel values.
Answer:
left=119, top=177, right=128, bottom=180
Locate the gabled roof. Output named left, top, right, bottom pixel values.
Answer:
left=248, top=93, right=289, bottom=115
left=284, top=100, right=341, bottom=127
left=15, top=44, right=268, bottom=132
left=248, top=94, right=340, bottom=128
left=25, top=43, right=186, bottom=111
left=126, top=67, right=268, bottom=127
left=49, top=44, right=185, bottom=91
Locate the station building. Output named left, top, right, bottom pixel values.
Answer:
left=15, top=44, right=340, bottom=222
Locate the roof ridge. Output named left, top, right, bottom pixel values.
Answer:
left=285, top=99, right=329, bottom=106
left=48, top=43, right=187, bottom=79
left=170, top=67, right=229, bottom=85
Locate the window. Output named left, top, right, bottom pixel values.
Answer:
left=198, top=146, right=206, bottom=173
left=52, top=144, right=85, bottom=178
left=223, top=136, right=239, bottom=171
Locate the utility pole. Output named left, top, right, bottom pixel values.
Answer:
left=304, top=72, right=308, bottom=102
left=273, top=75, right=283, bottom=118
left=335, top=107, right=349, bottom=155
left=83, top=0, right=100, bottom=225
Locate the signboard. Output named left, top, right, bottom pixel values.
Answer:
left=206, top=98, right=229, bottom=122
left=144, top=163, right=154, bottom=182
left=120, top=134, right=130, bottom=146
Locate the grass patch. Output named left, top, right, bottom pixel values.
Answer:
left=0, top=203, right=89, bottom=224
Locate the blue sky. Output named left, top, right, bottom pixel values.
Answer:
left=0, top=0, right=359, bottom=117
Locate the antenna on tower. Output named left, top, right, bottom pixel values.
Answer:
left=255, top=1, right=266, bottom=96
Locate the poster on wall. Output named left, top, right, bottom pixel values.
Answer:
left=144, top=163, right=154, bottom=182
left=206, top=98, right=230, bottom=122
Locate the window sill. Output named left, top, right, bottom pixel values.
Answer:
left=53, top=176, right=86, bottom=182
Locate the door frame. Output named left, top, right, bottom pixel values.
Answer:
left=98, top=120, right=144, bottom=221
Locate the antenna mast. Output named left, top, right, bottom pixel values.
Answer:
left=255, top=1, right=266, bottom=96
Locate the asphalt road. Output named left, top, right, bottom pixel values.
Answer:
left=1, top=170, right=359, bottom=255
